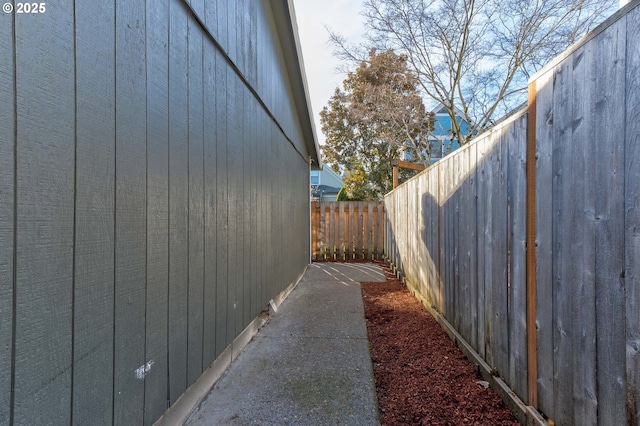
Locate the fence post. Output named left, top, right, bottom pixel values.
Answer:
left=526, top=80, right=538, bottom=408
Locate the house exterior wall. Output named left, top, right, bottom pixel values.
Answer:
left=0, top=1, right=316, bottom=424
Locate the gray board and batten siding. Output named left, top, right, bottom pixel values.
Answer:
left=384, top=1, right=640, bottom=425
left=0, top=0, right=319, bottom=425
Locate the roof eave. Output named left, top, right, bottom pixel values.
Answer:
left=271, top=0, right=322, bottom=170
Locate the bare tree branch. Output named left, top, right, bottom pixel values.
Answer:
left=331, top=0, right=617, bottom=145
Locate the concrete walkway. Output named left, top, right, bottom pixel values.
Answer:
left=184, top=262, right=386, bottom=426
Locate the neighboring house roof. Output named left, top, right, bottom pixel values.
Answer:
left=319, top=166, right=344, bottom=187
left=272, top=0, right=321, bottom=169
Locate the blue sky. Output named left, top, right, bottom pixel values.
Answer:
left=291, top=0, right=366, bottom=145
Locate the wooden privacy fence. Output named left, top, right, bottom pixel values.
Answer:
left=384, top=3, right=640, bottom=425
left=311, top=201, right=384, bottom=260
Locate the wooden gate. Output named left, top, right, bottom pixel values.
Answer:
left=311, top=201, right=384, bottom=261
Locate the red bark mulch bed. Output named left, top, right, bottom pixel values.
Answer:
left=361, top=262, right=519, bottom=426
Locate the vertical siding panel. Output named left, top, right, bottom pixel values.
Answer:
left=268, top=122, right=276, bottom=295
left=257, top=5, right=268, bottom=306
left=114, top=1, right=147, bottom=422
left=258, top=109, right=266, bottom=312
left=189, top=0, right=204, bottom=18
left=242, top=89, right=252, bottom=327
left=226, top=0, right=236, bottom=65
left=594, top=19, right=627, bottom=425
left=626, top=6, right=640, bottom=423
left=144, top=0, right=170, bottom=423
left=0, top=9, right=14, bottom=425
left=13, top=2, right=75, bottom=423
left=260, top=112, right=267, bottom=305
left=251, top=98, right=259, bottom=319
left=215, top=0, right=227, bottom=48
left=257, top=112, right=265, bottom=303
left=235, top=83, right=246, bottom=337
left=215, top=49, right=229, bottom=358
left=168, top=0, right=189, bottom=404
left=226, top=74, right=241, bottom=347
left=203, top=0, right=215, bottom=39
left=248, top=94, right=255, bottom=318
left=270, top=128, right=279, bottom=291
left=248, top=0, right=258, bottom=85
left=72, top=2, right=115, bottom=423
left=202, top=40, right=217, bottom=368
left=534, top=69, right=555, bottom=414
left=236, top=0, right=246, bottom=73
left=187, top=8, right=205, bottom=384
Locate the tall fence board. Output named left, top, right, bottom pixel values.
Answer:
left=312, top=201, right=384, bottom=261
left=0, top=1, right=315, bottom=424
left=384, top=3, right=640, bottom=424
left=625, top=6, right=640, bottom=423
left=625, top=7, right=640, bottom=425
